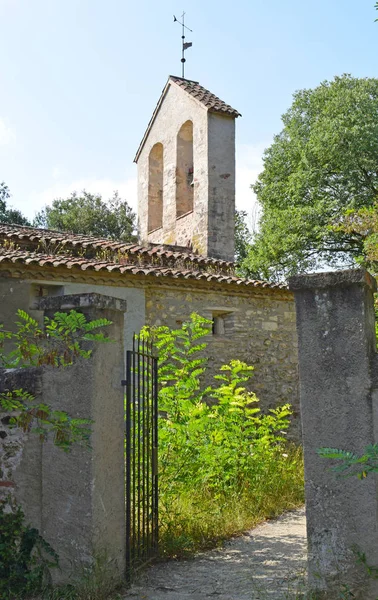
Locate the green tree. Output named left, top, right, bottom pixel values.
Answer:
left=242, top=75, right=378, bottom=282
left=0, top=182, right=30, bottom=226
left=335, top=203, right=378, bottom=272
left=235, top=209, right=252, bottom=265
left=34, top=190, right=137, bottom=242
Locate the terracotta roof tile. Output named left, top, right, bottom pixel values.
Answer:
left=0, top=223, right=287, bottom=291
left=0, top=223, right=233, bottom=268
left=169, top=76, right=241, bottom=118
left=134, top=75, right=241, bottom=163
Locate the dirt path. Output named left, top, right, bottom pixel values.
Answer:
left=123, top=508, right=307, bottom=600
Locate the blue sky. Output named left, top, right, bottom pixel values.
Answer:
left=1, top=0, right=378, bottom=225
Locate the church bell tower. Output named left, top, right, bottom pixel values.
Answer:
left=134, top=76, right=241, bottom=262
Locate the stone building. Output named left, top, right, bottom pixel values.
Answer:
left=135, top=76, right=240, bottom=262
left=0, top=76, right=299, bottom=432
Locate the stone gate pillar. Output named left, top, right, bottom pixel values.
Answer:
left=37, top=293, right=127, bottom=583
left=289, top=269, right=378, bottom=598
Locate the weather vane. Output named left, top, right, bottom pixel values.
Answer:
left=173, top=12, right=193, bottom=79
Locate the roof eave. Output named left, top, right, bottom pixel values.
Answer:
left=133, top=78, right=171, bottom=164
left=208, top=107, right=242, bottom=118
left=133, top=76, right=241, bottom=163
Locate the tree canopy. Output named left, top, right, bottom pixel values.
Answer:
left=0, top=182, right=30, bottom=226
left=234, top=209, right=252, bottom=265
left=34, top=190, right=137, bottom=242
left=242, top=75, right=378, bottom=281
left=337, top=203, right=378, bottom=273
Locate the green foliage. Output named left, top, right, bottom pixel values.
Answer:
left=0, top=501, right=121, bottom=600
left=0, top=309, right=112, bottom=451
left=334, top=205, right=378, bottom=281
left=242, top=75, right=378, bottom=281
left=41, top=554, right=123, bottom=600
left=1, top=309, right=112, bottom=369
left=34, top=190, right=137, bottom=242
left=142, top=314, right=304, bottom=557
left=235, top=209, right=252, bottom=264
left=0, top=498, right=58, bottom=600
left=0, top=182, right=30, bottom=226
left=0, top=389, right=92, bottom=451
left=317, top=444, right=378, bottom=480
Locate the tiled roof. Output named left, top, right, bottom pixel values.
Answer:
left=0, top=223, right=287, bottom=290
left=169, top=76, right=241, bottom=118
left=0, top=224, right=233, bottom=270
left=134, top=76, right=241, bottom=163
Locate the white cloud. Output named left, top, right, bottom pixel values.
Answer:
left=235, top=142, right=267, bottom=232
left=0, top=118, right=16, bottom=146
left=27, top=177, right=137, bottom=220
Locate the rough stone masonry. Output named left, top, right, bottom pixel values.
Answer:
left=289, top=269, right=378, bottom=599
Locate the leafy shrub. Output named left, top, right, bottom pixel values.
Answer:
left=0, top=498, right=58, bottom=600
left=142, top=313, right=304, bottom=556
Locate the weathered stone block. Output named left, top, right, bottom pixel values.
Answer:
left=262, top=321, right=278, bottom=331
left=289, top=269, right=378, bottom=599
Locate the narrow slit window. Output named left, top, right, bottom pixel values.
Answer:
left=211, top=311, right=235, bottom=336
left=212, top=315, right=225, bottom=336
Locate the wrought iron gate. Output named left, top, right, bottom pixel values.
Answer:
left=124, top=334, right=158, bottom=580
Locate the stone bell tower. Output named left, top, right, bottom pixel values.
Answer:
left=134, top=76, right=241, bottom=262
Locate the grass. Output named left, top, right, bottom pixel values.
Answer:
left=30, top=556, right=124, bottom=600
left=37, top=439, right=361, bottom=600
left=159, top=443, right=305, bottom=558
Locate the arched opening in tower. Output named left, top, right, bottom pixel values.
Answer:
left=148, top=142, right=164, bottom=233
left=176, top=120, right=194, bottom=218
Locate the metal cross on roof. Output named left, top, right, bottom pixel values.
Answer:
left=173, top=11, right=193, bottom=79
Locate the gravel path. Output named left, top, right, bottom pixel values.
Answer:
left=123, top=508, right=307, bottom=600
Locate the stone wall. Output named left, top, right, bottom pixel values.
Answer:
left=0, top=293, right=127, bottom=583
left=207, top=112, right=235, bottom=262
left=0, top=276, right=145, bottom=356
left=137, top=81, right=236, bottom=261
left=0, top=272, right=300, bottom=438
left=289, top=269, right=378, bottom=598
left=0, top=368, right=42, bottom=517
left=145, top=284, right=300, bottom=436
left=137, top=82, right=208, bottom=253
left=148, top=142, right=164, bottom=232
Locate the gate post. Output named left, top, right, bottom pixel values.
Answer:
left=36, top=293, right=127, bottom=583
left=289, top=269, right=378, bottom=598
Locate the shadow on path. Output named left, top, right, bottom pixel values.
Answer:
left=123, top=508, right=307, bottom=600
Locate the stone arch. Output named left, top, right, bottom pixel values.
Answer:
left=176, top=120, right=194, bottom=218
left=148, top=143, right=164, bottom=232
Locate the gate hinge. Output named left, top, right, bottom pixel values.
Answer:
left=121, top=379, right=127, bottom=386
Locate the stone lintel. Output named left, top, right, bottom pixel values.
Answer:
left=288, top=268, right=377, bottom=293
left=36, top=292, right=127, bottom=313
